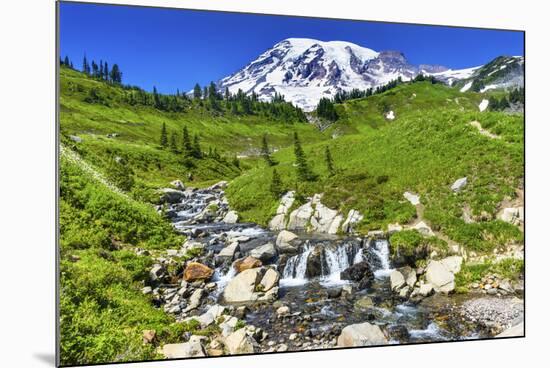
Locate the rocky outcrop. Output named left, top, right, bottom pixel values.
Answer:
left=499, top=207, right=524, bottom=226
left=310, top=200, right=343, bottom=234
left=337, top=322, right=388, bottom=347
left=223, top=267, right=280, bottom=304
left=403, top=191, right=420, bottom=206
left=341, top=209, right=363, bottom=233
left=269, top=191, right=295, bottom=230
left=183, top=262, right=214, bottom=282
left=287, top=199, right=315, bottom=230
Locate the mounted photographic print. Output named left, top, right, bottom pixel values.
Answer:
left=57, top=1, right=525, bottom=366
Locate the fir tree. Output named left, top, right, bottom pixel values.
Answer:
left=110, top=64, right=122, bottom=84
left=192, top=134, right=202, bottom=158
left=170, top=131, right=178, bottom=152
left=104, top=62, right=109, bottom=81
left=316, top=97, right=338, bottom=121
left=293, top=132, right=315, bottom=181
left=82, top=54, right=90, bottom=74
left=63, top=56, right=70, bottom=66
left=325, top=146, right=335, bottom=176
left=160, top=122, right=168, bottom=148
left=261, top=134, right=275, bottom=166
left=193, top=83, right=202, bottom=99
left=270, top=169, right=283, bottom=198
left=182, top=126, right=193, bottom=157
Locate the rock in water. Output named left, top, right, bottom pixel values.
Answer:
left=340, top=261, right=374, bottom=289
left=341, top=209, right=364, bottom=233
left=451, top=177, right=468, bottom=192
left=159, top=188, right=186, bottom=203
left=161, top=341, right=206, bottom=358
left=224, top=328, right=259, bottom=355
left=390, top=270, right=406, bottom=291
left=337, top=322, right=388, bottom=347
left=234, top=256, right=262, bottom=273
left=276, top=230, right=299, bottom=253
left=223, top=210, right=239, bottom=224
left=249, top=242, right=277, bottom=262
left=183, top=262, right=214, bottom=282
left=223, top=267, right=280, bottom=304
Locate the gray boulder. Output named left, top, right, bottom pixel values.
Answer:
left=223, top=210, right=239, bottom=224
left=223, top=267, right=280, bottom=304
left=337, top=322, right=388, bottom=347
left=451, top=177, right=468, bottom=192
left=425, top=256, right=462, bottom=294
left=161, top=341, right=206, bottom=358
left=249, top=242, right=277, bottom=262
left=224, top=328, right=259, bottom=355
left=341, top=209, right=363, bottom=233
left=159, top=188, right=185, bottom=204
left=276, top=230, right=299, bottom=253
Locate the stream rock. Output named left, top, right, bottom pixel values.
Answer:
left=159, top=188, right=186, bottom=204
left=161, top=341, right=206, bottom=358
left=425, top=256, right=462, bottom=294
left=234, top=256, right=262, bottom=273
left=249, top=242, right=277, bottom=262
left=223, top=267, right=280, bottom=304
left=276, top=230, right=299, bottom=254
left=224, top=328, right=259, bottom=354
left=217, top=242, right=240, bottom=261
left=183, top=262, right=214, bottom=282
left=223, top=210, right=239, bottom=224
left=340, top=261, right=374, bottom=289
left=337, top=322, right=388, bottom=347
left=499, top=207, right=524, bottom=225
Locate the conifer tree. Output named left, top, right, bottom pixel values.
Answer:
left=261, top=134, right=275, bottom=166
left=270, top=168, right=283, bottom=198
left=203, top=86, right=208, bottom=100
left=293, top=132, right=315, bottom=181
left=110, top=64, right=122, bottom=84
left=170, top=131, right=178, bottom=152
left=160, top=122, right=168, bottom=148
left=82, top=54, right=90, bottom=74
left=325, top=146, right=335, bottom=176
left=64, top=56, right=70, bottom=66
left=182, top=126, right=193, bottom=157
left=192, top=134, right=202, bottom=158
left=104, top=61, right=109, bottom=81
left=193, top=83, right=202, bottom=100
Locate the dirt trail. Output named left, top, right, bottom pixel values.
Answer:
left=469, top=120, right=500, bottom=140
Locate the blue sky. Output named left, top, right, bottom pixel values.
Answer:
left=59, top=1, right=524, bottom=94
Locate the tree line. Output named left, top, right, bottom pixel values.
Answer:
left=488, top=87, right=525, bottom=111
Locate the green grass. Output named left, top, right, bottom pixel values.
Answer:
left=227, top=82, right=524, bottom=252
left=455, top=258, right=524, bottom=293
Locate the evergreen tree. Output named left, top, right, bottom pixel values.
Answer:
left=104, top=62, right=109, bottom=81
left=193, top=83, right=202, bottom=99
left=270, top=168, right=283, bottom=198
left=182, top=126, right=193, bottom=157
left=261, top=134, right=275, bottom=166
left=325, top=146, right=335, bottom=176
left=63, top=56, right=70, bottom=66
left=224, top=87, right=231, bottom=101
left=110, top=64, right=122, bottom=84
left=203, top=86, right=208, bottom=100
left=293, top=132, right=315, bottom=181
left=192, top=134, right=202, bottom=158
left=153, top=86, right=161, bottom=108
left=82, top=54, right=90, bottom=74
left=170, top=131, right=178, bottom=152
left=231, top=101, right=239, bottom=115
left=99, top=61, right=104, bottom=79
left=316, top=97, right=338, bottom=121
left=160, top=122, right=168, bottom=148
left=91, top=61, right=99, bottom=78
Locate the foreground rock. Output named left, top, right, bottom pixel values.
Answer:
left=183, top=262, right=214, bottom=282
left=276, top=230, right=299, bottom=254
left=425, top=256, right=462, bottom=293
left=223, top=267, right=280, bottom=304
left=224, top=328, right=260, bottom=354
left=161, top=341, right=206, bottom=358
left=499, top=207, right=524, bottom=226
left=249, top=242, right=277, bottom=262
left=234, top=256, right=262, bottom=273
left=337, top=322, right=388, bottom=347
left=223, top=210, right=239, bottom=224
left=159, top=188, right=186, bottom=204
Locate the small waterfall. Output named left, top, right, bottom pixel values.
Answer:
left=353, top=248, right=364, bottom=264
left=371, top=239, right=393, bottom=278
left=320, top=245, right=354, bottom=285
left=280, top=244, right=314, bottom=286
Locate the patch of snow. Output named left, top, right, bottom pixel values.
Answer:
left=460, top=81, right=473, bottom=93
left=479, top=99, right=489, bottom=112
left=385, top=110, right=395, bottom=120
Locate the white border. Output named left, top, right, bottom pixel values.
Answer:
left=1, top=1, right=548, bottom=367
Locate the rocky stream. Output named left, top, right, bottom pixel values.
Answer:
left=141, top=181, right=524, bottom=358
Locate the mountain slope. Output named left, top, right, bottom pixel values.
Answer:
left=218, top=38, right=447, bottom=110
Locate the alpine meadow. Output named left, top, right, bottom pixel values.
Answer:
left=58, top=4, right=525, bottom=366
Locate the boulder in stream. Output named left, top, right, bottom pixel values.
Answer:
left=224, top=328, right=259, bottom=355
left=183, top=262, right=214, bottom=282
left=249, top=242, right=277, bottom=262
left=340, top=261, right=374, bottom=289
left=223, top=267, right=280, bottom=304
left=234, top=256, right=262, bottom=273
left=337, top=322, right=388, bottom=347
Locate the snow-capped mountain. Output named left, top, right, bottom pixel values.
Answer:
left=217, top=38, right=524, bottom=110
left=433, top=55, right=524, bottom=93
left=218, top=38, right=448, bottom=111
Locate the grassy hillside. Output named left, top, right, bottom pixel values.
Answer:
left=226, top=82, right=524, bottom=252
left=60, top=66, right=327, bottom=188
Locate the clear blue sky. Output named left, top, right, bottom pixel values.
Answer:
left=59, top=1, right=524, bottom=94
